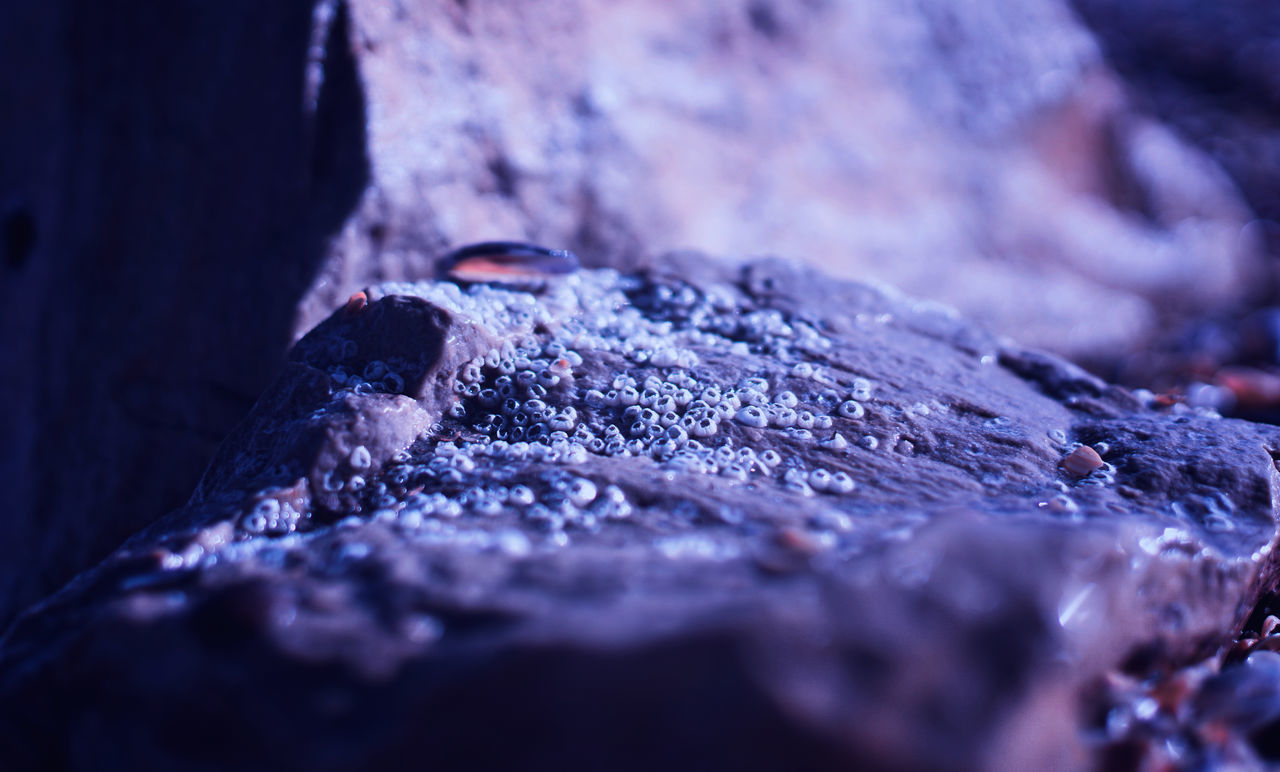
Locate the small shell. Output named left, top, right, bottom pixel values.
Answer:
left=344, top=290, right=368, bottom=315
left=1060, top=445, right=1104, bottom=478
left=439, top=241, right=579, bottom=286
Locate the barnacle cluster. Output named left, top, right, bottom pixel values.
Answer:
left=297, top=269, right=884, bottom=545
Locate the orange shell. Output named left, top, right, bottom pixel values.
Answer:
left=344, top=291, right=368, bottom=315
left=1060, top=445, right=1104, bottom=478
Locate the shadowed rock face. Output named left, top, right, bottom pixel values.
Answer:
left=1, top=258, right=1276, bottom=770
left=0, top=0, right=370, bottom=626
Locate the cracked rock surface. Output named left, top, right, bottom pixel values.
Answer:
left=2, top=258, right=1278, bottom=770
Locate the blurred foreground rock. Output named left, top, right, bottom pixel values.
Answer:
left=2, top=259, right=1278, bottom=770
left=0, top=0, right=1268, bottom=630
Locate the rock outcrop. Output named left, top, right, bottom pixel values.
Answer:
left=0, top=0, right=1266, bottom=630
left=2, top=258, right=1277, bottom=769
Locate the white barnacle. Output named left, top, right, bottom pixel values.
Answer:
left=838, top=400, right=865, bottom=419
left=690, top=417, right=718, bottom=438
left=770, top=406, right=798, bottom=428
left=650, top=348, right=683, bottom=367
left=461, top=361, right=484, bottom=384
left=566, top=478, right=598, bottom=507
left=851, top=378, right=873, bottom=401
left=349, top=445, right=372, bottom=470
left=820, top=433, right=849, bottom=450
left=809, top=468, right=833, bottom=492
left=735, top=405, right=769, bottom=428
left=828, top=471, right=856, bottom=494
left=742, top=376, right=771, bottom=394
left=783, top=468, right=814, bottom=497
left=508, top=485, right=536, bottom=505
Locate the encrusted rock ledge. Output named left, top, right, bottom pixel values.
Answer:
left=2, top=257, right=1278, bottom=770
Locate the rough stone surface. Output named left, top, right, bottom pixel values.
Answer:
left=0, top=0, right=1267, bottom=631
left=2, top=259, right=1278, bottom=769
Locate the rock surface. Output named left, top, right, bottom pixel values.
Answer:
left=313, top=0, right=1263, bottom=359
left=2, top=258, right=1278, bottom=769
left=0, top=0, right=1267, bottom=630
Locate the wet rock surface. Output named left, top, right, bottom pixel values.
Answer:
left=3, top=258, right=1279, bottom=770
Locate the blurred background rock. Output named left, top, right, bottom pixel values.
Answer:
left=1, top=0, right=1276, bottom=625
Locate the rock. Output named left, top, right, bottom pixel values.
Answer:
left=307, top=0, right=1263, bottom=360
left=1, top=258, right=1277, bottom=770
left=0, top=0, right=1265, bottom=651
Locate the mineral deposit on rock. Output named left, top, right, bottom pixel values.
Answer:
left=2, top=258, right=1277, bottom=770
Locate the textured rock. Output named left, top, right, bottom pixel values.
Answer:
left=2, top=258, right=1277, bottom=770
left=0, top=0, right=1266, bottom=660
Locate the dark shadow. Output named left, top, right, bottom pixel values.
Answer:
left=0, top=0, right=369, bottom=627
left=1071, top=0, right=1280, bottom=262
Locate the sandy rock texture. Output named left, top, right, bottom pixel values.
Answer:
left=0, top=0, right=1265, bottom=646
left=1, top=259, right=1277, bottom=769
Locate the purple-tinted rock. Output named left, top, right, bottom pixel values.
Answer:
left=2, top=258, right=1277, bottom=770
left=1, top=0, right=1266, bottom=636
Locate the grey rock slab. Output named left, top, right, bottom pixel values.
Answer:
left=1, top=258, right=1278, bottom=770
